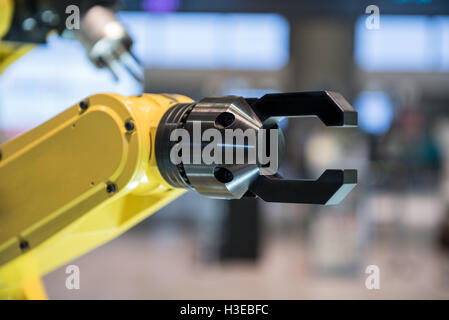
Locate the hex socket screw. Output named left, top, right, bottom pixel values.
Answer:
left=125, top=120, right=135, bottom=132
left=79, top=100, right=89, bottom=111
left=106, top=183, right=117, bottom=194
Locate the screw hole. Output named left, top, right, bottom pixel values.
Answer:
left=214, top=167, right=234, bottom=183
left=79, top=100, right=89, bottom=111
left=215, top=112, right=235, bottom=129
left=125, top=120, right=135, bottom=132
left=106, top=183, right=117, bottom=194
left=19, top=240, right=29, bottom=251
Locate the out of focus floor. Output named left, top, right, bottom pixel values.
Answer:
left=43, top=225, right=449, bottom=300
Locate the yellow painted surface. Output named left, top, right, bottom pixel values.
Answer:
left=0, top=93, right=193, bottom=299
left=0, top=0, right=35, bottom=73
left=0, top=0, right=13, bottom=38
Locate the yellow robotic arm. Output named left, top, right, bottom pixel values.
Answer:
left=0, top=0, right=358, bottom=301
left=0, top=90, right=357, bottom=299
left=0, top=0, right=35, bottom=74
left=0, top=93, right=191, bottom=298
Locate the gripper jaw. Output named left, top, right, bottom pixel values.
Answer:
left=246, top=91, right=358, bottom=205
left=246, top=91, right=358, bottom=127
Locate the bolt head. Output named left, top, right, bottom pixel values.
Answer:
left=106, top=183, right=117, bottom=194
left=214, top=167, right=234, bottom=183
left=215, top=112, right=235, bottom=129
left=125, top=120, right=135, bottom=132
left=79, top=100, right=89, bottom=111
left=19, top=240, right=29, bottom=251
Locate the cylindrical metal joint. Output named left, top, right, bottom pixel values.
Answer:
left=155, top=96, right=273, bottom=200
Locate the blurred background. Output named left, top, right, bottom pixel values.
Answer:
left=2, top=0, right=449, bottom=299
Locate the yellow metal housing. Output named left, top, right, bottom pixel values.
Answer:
left=0, top=93, right=192, bottom=299
left=0, top=0, right=36, bottom=74
left=0, top=0, right=13, bottom=39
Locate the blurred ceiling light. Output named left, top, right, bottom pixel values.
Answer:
left=355, top=15, right=449, bottom=72
left=355, top=91, right=394, bottom=135
left=439, top=16, right=449, bottom=71
left=117, top=12, right=289, bottom=70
